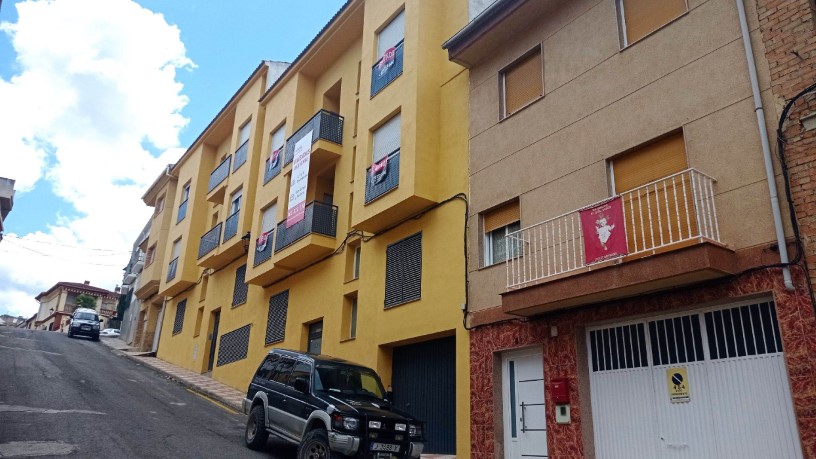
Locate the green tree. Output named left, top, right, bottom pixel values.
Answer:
left=74, top=294, right=98, bottom=311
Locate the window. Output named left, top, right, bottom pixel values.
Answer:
left=216, top=324, right=251, bottom=367
left=268, top=125, right=285, bottom=167
left=256, top=355, right=279, bottom=379
left=384, top=232, right=422, bottom=308
left=193, top=306, right=204, bottom=337
left=617, top=0, right=687, bottom=46
left=145, top=244, right=156, bottom=266
left=171, top=238, right=181, bottom=260
left=272, top=357, right=296, bottom=384
left=308, top=321, right=323, bottom=354
left=373, top=113, right=401, bottom=163
left=265, top=290, right=289, bottom=345
left=177, top=182, right=190, bottom=223
left=349, top=297, right=358, bottom=339
left=501, top=48, right=543, bottom=118
left=377, top=10, right=405, bottom=60
left=172, top=299, right=187, bottom=335
left=155, top=194, right=165, bottom=216
left=261, top=203, right=277, bottom=235
left=232, top=265, right=248, bottom=307
left=353, top=245, right=361, bottom=279
left=238, top=120, right=251, bottom=149
left=289, top=361, right=312, bottom=388
left=611, top=132, right=690, bottom=253
left=229, top=188, right=242, bottom=216
left=483, top=201, right=521, bottom=266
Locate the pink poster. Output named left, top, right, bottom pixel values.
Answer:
left=579, top=197, right=628, bottom=265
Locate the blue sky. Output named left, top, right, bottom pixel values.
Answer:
left=0, top=0, right=345, bottom=316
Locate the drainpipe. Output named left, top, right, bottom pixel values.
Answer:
left=735, top=0, right=795, bottom=291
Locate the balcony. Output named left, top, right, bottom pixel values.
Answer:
left=166, top=257, right=178, bottom=282
left=283, top=110, right=344, bottom=167
left=198, top=223, right=222, bottom=259
left=223, top=210, right=240, bottom=243
left=365, top=150, right=400, bottom=204
left=207, top=155, right=232, bottom=202
left=502, top=169, right=738, bottom=316
left=233, top=141, right=248, bottom=172
left=263, top=153, right=283, bottom=185
left=371, top=40, right=404, bottom=97
left=177, top=199, right=188, bottom=224
left=253, top=230, right=274, bottom=267
left=273, top=201, right=338, bottom=269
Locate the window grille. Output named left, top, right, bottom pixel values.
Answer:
left=172, top=300, right=186, bottom=335
left=232, top=265, right=248, bottom=307
left=265, top=290, right=289, bottom=344
left=384, top=233, right=422, bottom=308
left=216, top=324, right=250, bottom=366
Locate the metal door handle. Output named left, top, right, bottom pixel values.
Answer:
left=520, top=402, right=527, bottom=433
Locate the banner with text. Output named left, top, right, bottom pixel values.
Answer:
left=286, top=131, right=313, bottom=228
left=579, top=196, right=628, bottom=265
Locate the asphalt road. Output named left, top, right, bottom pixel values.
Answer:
left=0, top=327, right=297, bottom=459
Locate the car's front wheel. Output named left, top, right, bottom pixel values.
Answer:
left=245, top=405, right=269, bottom=450
left=298, top=429, right=342, bottom=459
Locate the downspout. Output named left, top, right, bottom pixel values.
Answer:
left=735, top=0, right=795, bottom=290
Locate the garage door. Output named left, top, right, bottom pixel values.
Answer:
left=587, top=300, right=802, bottom=458
left=392, top=336, right=456, bottom=454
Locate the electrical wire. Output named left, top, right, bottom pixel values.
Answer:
left=0, top=238, right=127, bottom=267
left=2, top=234, right=136, bottom=254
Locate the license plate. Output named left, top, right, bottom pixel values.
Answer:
left=371, top=443, right=400, bottom=453
left=81, top=326, right=91, bottom=330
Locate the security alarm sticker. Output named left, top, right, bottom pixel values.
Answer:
left=667, top=367, right=690, bottom=403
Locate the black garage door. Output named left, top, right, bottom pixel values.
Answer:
left=391, top=336, right=456, bottom=454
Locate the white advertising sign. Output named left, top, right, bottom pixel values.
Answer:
left=286, top=131, right=313, bottom=228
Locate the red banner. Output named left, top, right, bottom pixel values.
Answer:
left=579, top=197, right=628, bottom=264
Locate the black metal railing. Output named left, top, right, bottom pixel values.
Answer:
left=166, top=257, right=178, bottom=282
left=177, top=199, right=188, bottom=224
left=274, top=201, right=338, bottom=252
left=371, top=41, right=404, bottom=97
left=223, top=210, right=240, bottom=243
left=284, top=110, right=344, bottom=166
left=365, top=150, right=400, bottom=204
left=253, top=230, right=275, bottom=267
left=208, top=156, right=232, bottom=192
left=198, top=223, right=222, bottom=259
left=264, top=153, right=283, bottom=184
left=233, top=141, right=248, bottom=172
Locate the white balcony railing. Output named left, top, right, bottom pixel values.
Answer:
left=506, top=168, right=720, bottom=289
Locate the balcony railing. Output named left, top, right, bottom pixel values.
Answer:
left=177, top=199, right=188, bottom=224
left=284, top=110, right=344, bottom=166
left=253, top=230, right=275, bottom=267
left=274, top=201, right=338, bottom=252
left=198, top=223, right=222, bottom=259
left=365, top=150, right=400, bottom=204
left=506, top=169, right=720, bottom=289
left=166, top=257, right=178, bottom=282
left=208, top=156, right=232, bottom=192
left=371, top=40, right=404, bottom=97
left=223, top=210, right=240, bottom=243
left=233, top=141, right=248, bottom=172
left=264, top=153, right=283, bottom=184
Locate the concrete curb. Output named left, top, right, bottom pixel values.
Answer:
left=101, top=338, right=244, bottom=413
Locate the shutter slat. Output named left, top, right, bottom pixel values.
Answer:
left=622, top=0, right=686, bottom=44
left=265, top=291, right=289, bottom=344
left=385, top=233, right=422, bottom=308
left=504, top=50, right=543, bottom=115
left=484, top=201, right=520, bottom=233
left=612, top=132, right=687, bottom=193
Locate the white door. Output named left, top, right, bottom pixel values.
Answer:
left=502, top=348, right=548, bottom=459
left=587, top=300, right=802, bottom=459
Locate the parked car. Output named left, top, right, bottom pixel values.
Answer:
left=67, top=308, right=102, bottom=341
left=243, top=349, right=424, bottom=459
left=100, top=328, right=120, bottom=337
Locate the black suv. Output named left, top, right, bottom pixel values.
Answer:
left=243, top=349, right=424, bottom=459
left=67, top=308, right=102, bottom=341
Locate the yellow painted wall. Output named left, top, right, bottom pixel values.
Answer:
left=155, top=1, right=471, bottom=456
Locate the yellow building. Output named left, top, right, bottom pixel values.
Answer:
left=151, top=1, right=470, bottom=455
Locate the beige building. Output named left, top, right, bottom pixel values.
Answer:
left=34, top=281, right=118, bottom=332
left=445, top=0, right=816, bottom=457
left=0, top=177, right=15, bottom=243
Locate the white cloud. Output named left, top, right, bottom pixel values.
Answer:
left=0, top=0, right=193, bottom=317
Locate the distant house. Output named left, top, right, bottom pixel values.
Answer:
left=0, top=314, right=24, bottom=327
left=34, top=281, right=119, bottom=332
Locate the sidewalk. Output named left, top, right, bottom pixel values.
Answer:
left=101, top=337, right=245, bottom=413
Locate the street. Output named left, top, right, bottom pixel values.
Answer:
left=0, top=327, right=296, bottom=458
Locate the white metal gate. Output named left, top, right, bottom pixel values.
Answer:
left=587, top=300, right=802, bottom=458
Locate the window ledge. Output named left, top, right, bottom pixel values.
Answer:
left=499, top=94, right=544, bottom=123
left=478, top=261, right=507, bottom=272
left=340, top=337, right=356, bottom=343
left=384, top=297, right=420, bottom=310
